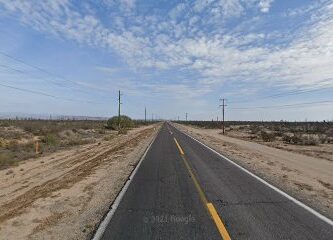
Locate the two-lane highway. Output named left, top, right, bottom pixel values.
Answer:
left=96, top=122, right=333, bottom=239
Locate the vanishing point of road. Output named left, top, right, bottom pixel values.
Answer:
left=97, top=122, right=333, bottom=240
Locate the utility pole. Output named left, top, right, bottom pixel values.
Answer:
left=219, top=98, right=227, bottom=135
left=145, top=107, right=147, bottom=124
left=152, top=113, right=153, bottom=122
left=178, top=116, right=179, bottom=121
left=118, top=90, right=122, bottom=130
left=186, top=113, right=188, bottom=121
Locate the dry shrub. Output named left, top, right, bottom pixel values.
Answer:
left=98, top=129, right=106, bottom=134
left=283, top=133, right=320, bottom=145
left=103, top=135, right=114, bottom=141
left=118, top=128, right=128, bottom=135
left=291, top=134, right=302, bottom=144
left=319, top=135, right=328, bottom=144
left=42, top=134, right=59, bottom=146
left=282, top=134, right=293, bottom=144
left=250, top=125, right=260, bottom=134
left=260, top=131, right=275, bottom=142
left=301, top=135, right=320, bottom=146
left=63, top=137, right=92, bottom=146
left=248, top=135, right=257, bottom=140
left=106, top=115, right=134, bottom=130
left=0, top=138, right=9, bottom=148
left=0, top=152, right=17, bottom=169
left=0, top=120, right=111, bottom=170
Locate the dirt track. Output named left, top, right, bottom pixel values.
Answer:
left=0, top=124, right=160, bottom=239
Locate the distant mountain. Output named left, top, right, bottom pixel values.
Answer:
left=0, top=112, right=108, bottom=120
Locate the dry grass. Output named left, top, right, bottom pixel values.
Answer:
left=178, top=121, right=333, bottom=161
left=0, top=152, right=18, bottom=169
left=0, top=120, right=112, bottom=169
left=227, top=125, right=333, bottom=161
left=0, top=119, right=157, bottom=169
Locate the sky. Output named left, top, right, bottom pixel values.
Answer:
left=0, top=0, right=332, bottom=121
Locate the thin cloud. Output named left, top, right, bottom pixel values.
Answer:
left=258, top=0, right=274, bottom=13
left=0, top=0, right=332, bottom=100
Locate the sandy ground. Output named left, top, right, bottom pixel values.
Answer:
left=0, top=124, right=160, bottom=240
left=226, top=128, right=333, bottom=161
left=174, top=123, right=333, bottom=219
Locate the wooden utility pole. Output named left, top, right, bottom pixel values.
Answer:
left=145, top=107, right=147, bottom=124
left=118, top=90, right=122, bottom=130
left=219, top=98, right=227, bottom=134
left=186, top=113, right=188, bottom=121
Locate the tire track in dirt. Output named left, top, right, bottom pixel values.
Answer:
left=0, top=127, right=155, bottom=223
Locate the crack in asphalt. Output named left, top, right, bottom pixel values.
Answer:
left=214, top=199, right=291, bottom=206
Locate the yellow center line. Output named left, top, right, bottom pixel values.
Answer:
left=181, top=154, right=208, bottom=204
left=173, top=137, right=232, bottom=240
left=174, top=138, right=184, bottom=155
left=207, top=203, right=232, bottom=240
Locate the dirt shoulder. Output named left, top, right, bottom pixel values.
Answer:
left=225, top=124, right=333, bottom=161
left=174, top=123, right=333, bottom=219
left=0, top=124, right=161, bottom=240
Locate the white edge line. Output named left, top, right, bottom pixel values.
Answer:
left=92, top=131, right=158, bottom=240
left=173, top=124, right=333, bottom=226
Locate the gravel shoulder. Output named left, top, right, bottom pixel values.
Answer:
left=0, top=124, right=161, bottom=240
left=174, top=123, right=333, bottom=219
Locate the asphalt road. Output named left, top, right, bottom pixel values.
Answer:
left=99, top=123, right=333, bottom=240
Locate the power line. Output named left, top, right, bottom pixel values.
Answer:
left=0, top=51, right=107, bottom=92
left=228, top=82, right=333, bottom=104
left=0, top=63, right=25, bottom=74
left=0, top=83, right=57, bottom=98
left=230, top=100, right=333, bottom=110
left=0, top=63, right=72, bottom=88
left=0, top=83, right=104, bottom=105
left=0, top=51, right=71, bottom=83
